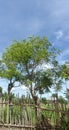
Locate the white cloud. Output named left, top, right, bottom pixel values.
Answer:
left=11, top=85, right=28, bottom=92
left=55, top=30, right=63, bottom=39
left=20, top=85, right=28, bottom=90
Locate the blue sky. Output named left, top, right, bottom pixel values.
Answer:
left=0, top=0, right=69, bottom=62
left=0, top=0, right=69, bottom=95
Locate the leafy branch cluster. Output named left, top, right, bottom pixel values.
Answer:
left=0, top=36, right=69, bottom=105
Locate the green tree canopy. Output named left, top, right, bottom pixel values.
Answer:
left=0, top=36, right=60, bottom=107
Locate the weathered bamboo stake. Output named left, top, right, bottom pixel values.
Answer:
left=7, top=102, right=9, bottom=124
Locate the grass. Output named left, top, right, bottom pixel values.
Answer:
left=0, top=101, right=69, bottom=129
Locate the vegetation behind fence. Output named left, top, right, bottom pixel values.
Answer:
left=0, top=95, right=69, bottom=130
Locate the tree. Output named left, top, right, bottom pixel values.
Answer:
left=2, top=92, right=8, bottom=101
left=0, top=86, right=2, bottom=98
left=59, top=63, right=69, bottom=102
left=0, top=36, right=59, bottom=116
left=54, top=80, right=62, bottom=101
left=50, top=61, right=63, bottom=100
left=0, top=58, right=22, bottom=104
left=65, top=88, right=69, bottom=102
left=60, top=63, right=69, bottom=89
left=59, top=96, right=67, bottom=104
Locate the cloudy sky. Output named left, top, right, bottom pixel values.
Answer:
left=0, top=0, right=69, bottom=94
left=0, top=0, right=69, bottom=62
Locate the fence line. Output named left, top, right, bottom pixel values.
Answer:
left=0, top=99, right=69, bottom=130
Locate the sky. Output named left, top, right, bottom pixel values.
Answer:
left=0, top=0, right=69, bottom=96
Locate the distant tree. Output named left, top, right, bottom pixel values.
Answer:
left=60, top=63, right=69, bottom=89
left=65, top=88, right=69, bottom=102
left=2, top=92, right=8, bottom=101
left=52, top=93, right=57, bottom=101
left=54, top=80, right=62, bottom=101
left=59, top=96, right=67, bottom=104
left=59, top=63, right=69, bottom=102
left=41, top=97, right=47, bottom=104
left=51, top=61, right=63, bottom=100
left=0, top=86, right=2, bottom=97
left=0, top=86, right=2, bottom=93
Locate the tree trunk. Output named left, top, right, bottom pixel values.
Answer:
left=55, top=93, right=60, bottom=125
left=30, top=84, right=38, bottom=119
left=8, top=83, right=13, bottom=104
left=33, top=95, right=38, bottom=118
